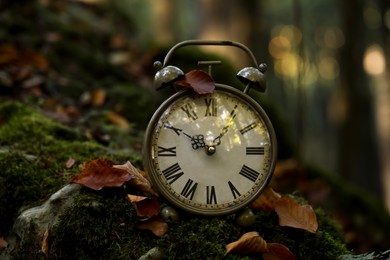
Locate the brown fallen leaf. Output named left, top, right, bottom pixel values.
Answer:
left=127, top=194, right=160, bottom=218
left=136, top=217, right=168, bottom=237
left=250, top=187, right=282, bottom=211
left=0, top=44, right=49, bottom=71
left=262, top=243, right=296, bottom=260
left=70, top=158, right=132, bottom=190
left=114, top=161, right=157, bottom=196
left=0, top=237, right=8, bottom=249
left=225, top=231, right=268, bottom=255
left=40, top=228, right=49, bottom=258
left=91, top=88, right=106, bottom=107
left=106, top=110, right=130, bottom=130
left=275, top=197, right=318, bottom=233
left=175, top=70, right=215, bottom=94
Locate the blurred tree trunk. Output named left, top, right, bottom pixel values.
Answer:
left=378, top=0, right=390, bottom=209
left=338, top=0, right=383, bottom=199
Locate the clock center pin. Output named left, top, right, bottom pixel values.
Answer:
left=206, top=145, right=216, bottom=156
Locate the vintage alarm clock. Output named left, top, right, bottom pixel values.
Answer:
left=143, top=40, right=277, bottom=216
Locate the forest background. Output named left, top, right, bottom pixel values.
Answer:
left=0, top=0, right=390, bottom=254
left=133, top=0, right=390, bottom=211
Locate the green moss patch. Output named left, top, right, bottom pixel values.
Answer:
left=49, top=189, right=157, bottom=259
left=45, top=190, right=348, bottom=259
left=0, top=101, right=139, bottom=236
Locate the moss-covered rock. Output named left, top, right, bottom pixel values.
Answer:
left=0, top=101, right=139, bottom=236
left=6, top=186, right=349, bottom=259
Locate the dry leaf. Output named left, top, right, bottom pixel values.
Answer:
left=175, top=70, right=215, bottom=94
left=225, top=231, right=268, bottom=255
left=136, top=217, right=168, bottom=237
left=263, top=243, right=296, bottom=260
left=114, top=161, right=157, bottom=196
left=66, top=158, right=76, bottom=168
left=275, top=197, right=318, bottom=233
left=70, top=158, right=132, bottom=190
left=0, top=237, right=8, bottom=249
left=127, top=194, right=160, bottom=218
left=250, top=187, right=282, bottom=211
left=0, top=44, right=48, bottom=70
left=106, top=111, right=130, bottom=130
left=91, top=88, right=106, bottom=107
left=40, top=228, right=49, bottom=257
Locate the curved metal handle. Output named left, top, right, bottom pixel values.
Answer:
left=161, top=40, right=259, bottom=68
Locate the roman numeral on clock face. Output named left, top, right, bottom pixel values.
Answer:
left=181, top=103, right=198, bottom=120
left=228, top=181, right=241, bottom=199
left=157, top=146, right=176, bottom=157
left=162, top=163, right=184, bottom=184
left=206, top=185, right=217, bottom=204
left=204, top=98, right=217, bottom=117
left=246, top=146, right=264, bottom=155
left=181, top=179, right=198, bottom=200
left=239, top=165, right=260, bottom=182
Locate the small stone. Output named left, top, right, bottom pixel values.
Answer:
left=160, top=206, right=179, bottom=223
left=138, top=247, right=163, bottom=260
left=236, top=208, right=256, bottom=227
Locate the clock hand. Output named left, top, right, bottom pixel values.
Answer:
left=164, top=123, right=205, bottom=150
left=212, top=105, right=238, bottom=146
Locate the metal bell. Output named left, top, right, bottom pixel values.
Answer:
left=153, top=65, right=184, bottom=90
left=237, top=63, right=267, bottom=93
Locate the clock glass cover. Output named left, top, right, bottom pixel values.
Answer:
left=144, top=84, right=276, bottom=216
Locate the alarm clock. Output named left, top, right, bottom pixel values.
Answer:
left=143, top=40, right=277, bottom=216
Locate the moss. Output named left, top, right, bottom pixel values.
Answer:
left=48, top=189, right=157, bottom=260
left=157, top=215, right=242, bottom=259
left=249, top=208, right=349, bottom=259
left=0, top=101, right=140, bottom=237
left=42, top=192, right=348, bottom=259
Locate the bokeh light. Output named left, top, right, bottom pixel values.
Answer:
left=364, top=6, right=381, bottom=29
left=363, top=44, right=385, bottom=76
left=315, top=26, right=344, bottom=49
left=269, top=35, right=291, bottom=59
left=318, top=56, right=339, bottom=80
left=385, top=9, right=390, bottom=30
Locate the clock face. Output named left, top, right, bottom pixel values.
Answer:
left=144, top=84, right=276, bottom=216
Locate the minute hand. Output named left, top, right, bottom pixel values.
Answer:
left=213, top=105, right=237, bottom=146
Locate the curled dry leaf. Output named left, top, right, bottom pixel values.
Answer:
left=225, top=231, right=268, bottom=255
left=114, top=161, right=158, bottom=196
left=70, top=158, right=132, bottom=190
left=127, top=194, right=160, bottom=218
left=66, top=157, right=76, bottom=168
left=91, top=88, right=106, bottom=107
left=262, top=243, right=297, bottom=260
left=106, top=110, right=130, bottom=130
left=0, top=237, right=8, bottom=249
left=250, top=187, right=282, bottom=211
left=175, top=70, right=215, bottom=94
left=275, top=197, right=318, bottom=233
left=40, top=228, right=49, bottom=258
left=136, top=216, right=168, bottom=237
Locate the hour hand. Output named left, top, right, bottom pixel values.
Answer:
left=213, top=105, right=237, bottom=146
left=164, top=123, right=205, bottom=150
